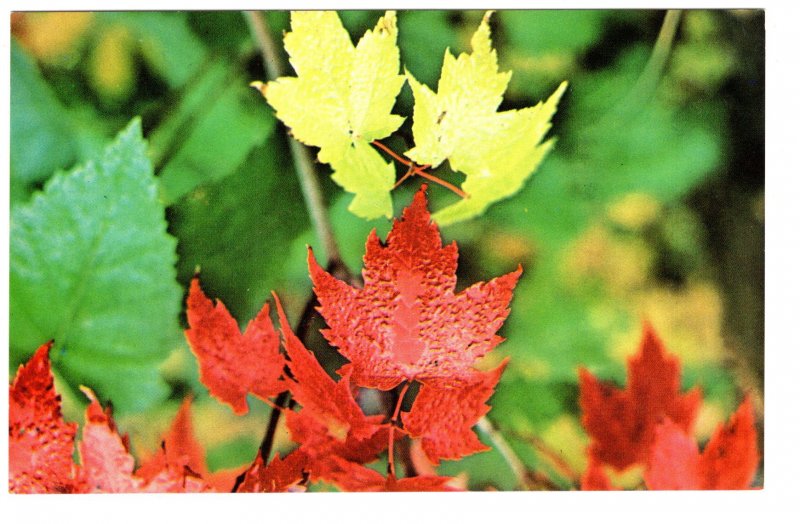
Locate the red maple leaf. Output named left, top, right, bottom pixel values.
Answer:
left=402, top=359, right=508, bottom=465
left=580, top=456, right=616, bottom=491
left=137, top=397, right=207, bottom=480
left=274, top=293, right=391, bottom=483
left=184, top=278, right=286, bottom=414
left=309, top=185, right=521, bottom=390
left=236, top=449, right=309, bottom=493
left=645, top=397, right=760, bottom=490
left=579, top=323, right=702, bottom=471
left=79, top=388, right=210, bottom=493
left=137, top=396, right=236, bottom=492
left=9, top=342, right=81, bottom=494
left=320, top=455, right=457, bottom=492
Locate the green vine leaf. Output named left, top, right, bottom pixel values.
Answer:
left=258, top=10, right=405, bottom=219
left=10, top=119, right=181, bottom=413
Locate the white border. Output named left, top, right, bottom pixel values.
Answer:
left=3, top=1, right=798, bottom=521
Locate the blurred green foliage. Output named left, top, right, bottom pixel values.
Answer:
left=9, top=9, right=763, bottom=489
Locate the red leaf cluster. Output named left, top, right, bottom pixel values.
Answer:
left=579, top=323, right=760, bottom=490
left=579, top=324, right=701, bottom=471
left=8, top=343, right=214, bottom=493
left=309, top=187, right=518, bottom=466
left=645, top=397, right=759, bottom=490
left=9, top=342, right=80, bottom=493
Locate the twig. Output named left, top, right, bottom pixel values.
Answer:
left=627, top=10, right=682, bottom=102
left=609, top=10, right=682, bottom=119
left=476, top=416, right=531, bottom=490
left=509, top=430, right=580, bottom=484
left=244, top=10, right=342, bottom=266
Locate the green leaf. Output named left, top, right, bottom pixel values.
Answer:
left=169, top=137, right=309, bottom=322
left=10, top=119, right=182, bottom=413
left=156, top=74, right=274, bottom=204
left=98, top=11, right=207, bottom=89
left=500, top=10, right=612, bottom=55
left=10, top=41, right=78, bottom=189
left=406, top=13, right=567, bottom=226
left=261, top=11, right=405, bottom=219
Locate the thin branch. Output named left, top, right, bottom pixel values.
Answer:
left=609, top=10, right=682, bottom=119
left=476, top=416, right=531, bottom=490
left=244, top=10, right=342, bottom=266
left=509, top=430, right=579, bottom=484
left=627, top=9, right=682, bottom=102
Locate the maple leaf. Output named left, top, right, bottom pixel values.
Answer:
left=184, top=277, right=286, bottom=415
left=236, top=450, right=309, bottom=493
left=402, top=360, right=508, bottom=465
left=579, top=322, right=702, bottom=471
left=9, top=342, right=81, bottom=494
left=79, top=387, right=210, bottom=493
left=405, top=11, right=567, bottom=226
left=645, top=397, right=760, bottom=490
left=137, top=396, right=236, bottom=492
left=137, top=396, right=208, bottom=480
left=258, top=11, right=405, bottom=219
left=309, top=185, right=521, bottom=391
left=274, top=293, right=391, bottom=482
left=580, top=457, right=616, bottom=491
left=78, top=387, right=144, bottom=492
left=320, top=455, right=457, bottom=492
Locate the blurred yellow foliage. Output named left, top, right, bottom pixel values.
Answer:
left=89, top=25, right=135, bottom=102
left=603, top=463, right=645, bottom=490
left=539, top=414, right=588, bottom=477
left=612, top=282, right=725, bottom=366
left=694, top=400, right=727, bottom=442
left=563, top=224, right=654, bottom=294
left=12, top=12, right=93, bottom=65
left=606, top=192, right=662, bottom=230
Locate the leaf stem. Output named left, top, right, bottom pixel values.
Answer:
left=244, top=10, right=342, bottom=266
left=371, top=140, right=468, bottom=199
left=387, top=382, right=410, bottom=478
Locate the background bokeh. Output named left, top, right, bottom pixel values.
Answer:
left=9, top=10, right=764, bottom=489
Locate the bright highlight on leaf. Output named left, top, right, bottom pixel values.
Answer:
left=405, top=12, right=567, bottom=225
left=258, top=10, right=405, bottom=219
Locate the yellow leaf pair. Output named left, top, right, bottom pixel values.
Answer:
left=257, top=10, right=566, bottom=224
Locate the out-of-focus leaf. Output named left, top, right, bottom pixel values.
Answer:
left=169, top=138, right=308, bottom=322
left=397, top=10, right=459, bottom=88
left=157, top=77, right=274, bottom=204
left=97, top=11, right=206, bottom=89
left=501, top=10, right=612, bottom=55
left=10, top=41, right=78, bottom=189
left=10, top=119, right=182, bottom=413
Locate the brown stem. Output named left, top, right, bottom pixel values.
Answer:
left=387, top=382, right=410, bottom=478
left=244, top=10, right=343, bottom=267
